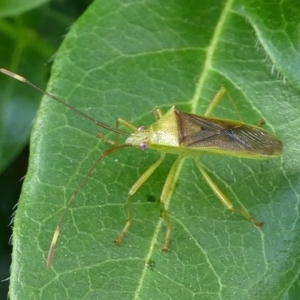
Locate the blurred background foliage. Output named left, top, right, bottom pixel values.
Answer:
left=0, top=0, right=91, bottom=296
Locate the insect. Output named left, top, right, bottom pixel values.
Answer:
left=0, top=68, right=283, bottom=268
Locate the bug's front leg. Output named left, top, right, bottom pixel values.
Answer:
left=97, top=118, right=137, bottom=145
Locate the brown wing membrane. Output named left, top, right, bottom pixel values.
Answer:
left=175, top=109, right=283, bottom=156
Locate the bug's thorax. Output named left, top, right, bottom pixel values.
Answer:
left=125, top=106, right=180, bottom=151
left=149, top=106, right=180, bottom=147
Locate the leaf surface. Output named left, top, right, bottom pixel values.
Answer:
left=11, top=0, right=300, bottom=299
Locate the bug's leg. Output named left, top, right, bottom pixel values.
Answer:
left=97, top=118, right=137, bottom=146
left=256, top=119, right=265, bottom=127
left=117, top=118, right=138, bottom=132
left=195, top=158, right=263, bottom=227
left=114, top=153, right=166, bottom=244
left=204, top=87, right=242, bottom=121
left=96, top=132, right=115, bottom=145
left=204, top=87, right=227, bottom=116
left=206, top=88, right=266, bottom=126
left=115, top=118, right=137, bottom=145
left=152, top=108, right=164, bottom=121
left=159, top=156, right=183, bottom=251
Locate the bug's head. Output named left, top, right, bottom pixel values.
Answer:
left=125, top=126, right=149, bottom=150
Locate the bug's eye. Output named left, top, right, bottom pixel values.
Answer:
left=137, top=126, right=145, bottom=131
left=139, top=142, right=148, bottom=150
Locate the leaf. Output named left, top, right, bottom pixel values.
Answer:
left=0, top=0, right=49, bottom=17
left=0, top=17, right=52, bottom=173
left=0, top=1, right=88, bottom=173
left=11, top=0, right=300, bottom=299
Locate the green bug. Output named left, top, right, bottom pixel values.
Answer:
left=0, top=69, right=283, bottom=268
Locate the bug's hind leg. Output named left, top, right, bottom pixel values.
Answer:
left=195, top=158, right=263, bottom=227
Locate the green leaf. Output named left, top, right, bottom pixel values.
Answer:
left=0, top=1, right=88, bottom=173
left=11, top=0, right=300, bottom=299
left=0, top=16, right=52, bottom=173
left=283, top=276, right=300, bottom=300
left=0, top=0, right=49, bottom=17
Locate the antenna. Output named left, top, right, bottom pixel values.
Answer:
left=0, top=69, right=130, bottom=136
left=1, top=68, right=133, bottom=267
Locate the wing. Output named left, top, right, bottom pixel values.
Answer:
left=174, top=108, right=283, bottom=156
